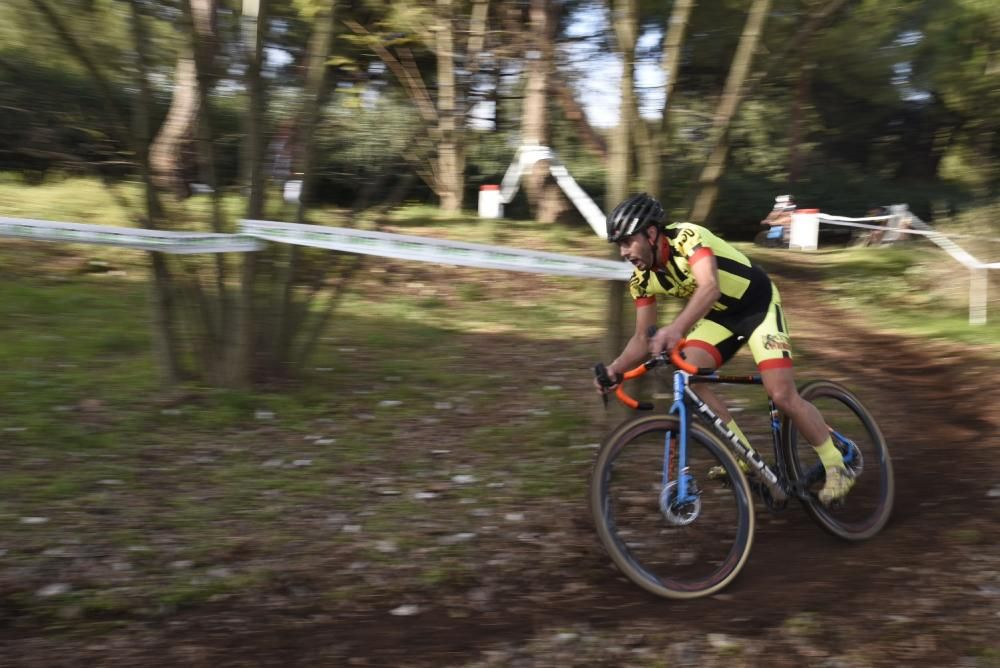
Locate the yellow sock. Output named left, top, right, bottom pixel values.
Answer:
left=726, top=419, right=753, bottom=452
left=814, top=437, right=842, bottom=470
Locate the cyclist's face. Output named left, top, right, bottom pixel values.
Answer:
left=617, top=228, right=656, bottom=270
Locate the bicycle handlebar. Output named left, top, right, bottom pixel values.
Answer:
left=646, top=326, right=712, bottom=375
left=595, top=338, right=716, bottom=411
left=594, top=360, right=655, bottom=410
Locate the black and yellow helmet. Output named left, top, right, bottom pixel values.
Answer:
left=606, top=193, right=665, bottom=242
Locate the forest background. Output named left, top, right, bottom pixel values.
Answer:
left=0, top=0, right=997, bottom=387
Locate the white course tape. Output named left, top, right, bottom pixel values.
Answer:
left=240, top=219, right=632, bottom=281
left=815, top=212, right=996, bottom=269
left=817, top=214, right=893, bottom=224
left=817, top=213, right=936, bottom=237
left=0, top=216, right=266, bottom=254
left=818, top=213, right=1000, bottom=245
left=907, top=217, right=989, bottom=270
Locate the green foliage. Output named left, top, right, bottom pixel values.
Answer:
left=914, top=0, right=1000, bottom=196
left=1, top=0, right=997, bottom=230
left=0, top=0, right=142, bottom=80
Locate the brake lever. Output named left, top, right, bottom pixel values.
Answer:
left=593, top=362, right=613, bottom=408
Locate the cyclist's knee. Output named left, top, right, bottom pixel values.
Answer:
left=680, top=343, right=719, bottom=370
left=766, top=382, right=801, bottom=413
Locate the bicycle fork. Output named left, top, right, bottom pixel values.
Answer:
left=664, top=371, right=695, bottom=505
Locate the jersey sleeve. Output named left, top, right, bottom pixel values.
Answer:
left=676, top=225, right=714, bottom=266
left=628, top=271, right=655, bottom=307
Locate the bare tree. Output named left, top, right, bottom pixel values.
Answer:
left=345, top=0, right=491, bottom=213
left=607, top=0, right=637, bottom=208
left=236, top=0, right=268, bottom=388
left=435, top=0, right=463, bottom=211
left=520, top=0, right=570, bottom=223
left=33, top=0, right=365, bottom=387
left=148, top=57, right=199, bottom=199
left=639, top=0, right=695, bottom=199
left=242, top=0, right=269, bottom=220
left=267, top=0, right=343, bottom=379
left=604, top=0, right=639, bottom=364
left=687, top=0, right=853, bottom=222
left=688, top=0, right=772, bottom=223
left=127, top=0, right=186, bottom=384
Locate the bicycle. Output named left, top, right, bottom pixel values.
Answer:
left=591, top=342, right=894, bottom=599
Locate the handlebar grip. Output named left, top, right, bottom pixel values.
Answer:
left=614, top=387, right=654, bottom=411
left=593, top=362, right=615, bottom=388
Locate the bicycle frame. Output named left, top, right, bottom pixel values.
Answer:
left=596, top=342, right=858, bottom=507
left=667, top=368, right=789, bottom=505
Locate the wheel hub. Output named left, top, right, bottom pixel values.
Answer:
left=659, top=479, right=702, bottom=526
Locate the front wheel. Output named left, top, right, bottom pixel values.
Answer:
left=590, top=416, right=755, bottom=599
left=782, top=380, right=894, bottom=541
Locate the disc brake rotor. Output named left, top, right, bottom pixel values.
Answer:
left=659, top=479, right=702, bottom=526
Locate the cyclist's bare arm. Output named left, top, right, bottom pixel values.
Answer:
left=604, top=302, right=657, bottom=383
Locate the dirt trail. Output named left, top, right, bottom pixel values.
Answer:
left=307, top=263, right=1000, bottom=666
left=5, top=262, right=999, bottom=667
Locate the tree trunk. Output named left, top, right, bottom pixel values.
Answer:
left=242, top=0, right=268, bottom=220
left=656, top=0, right=694, bottom=198
left=553, top=74, right=607, bottom=158
left=605, top=0, right=638, bottom=366
left=237, top=0, right=269, bottom=387
left=184, top=0, right=241, bottom=385
left=185, top=0, right=222, bottom=234
left=788, top=62, right=811, bottom=185
left=608, top=0, right=637, bottom=207
left=689, top=0, right=772, bottom=224
left=39, top=0, right=187, bottom=385
left=661, top=0, right=694, bottom=130
left=436, top=0, right=463, bottom=211
left=520, top=0, right=569, bottom=223
left=148, top=56, right=199, bottom=199
left=128, top=0, right=185, bottom=385
left=633, top=110, right=660, bottom=198
left=269, top=0, right=338, bottom=379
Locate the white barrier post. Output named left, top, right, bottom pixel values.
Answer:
left=789, top=208, right=820, bottom=250
left=477, top=185, right=503, bottom=218
left=283, top=179, right=302, bottom=203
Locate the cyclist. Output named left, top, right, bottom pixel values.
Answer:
left=595, top=193, right=853, bottom=505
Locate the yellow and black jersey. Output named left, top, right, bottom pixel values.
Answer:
left=628, top=222, right=771, bottom=314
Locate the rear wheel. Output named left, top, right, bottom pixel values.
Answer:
left=782, top=380, right=894, bottom=541
left=590, top=416, right=755, bottom=599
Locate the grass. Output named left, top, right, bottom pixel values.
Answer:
left=744, top=243, right=1000, bottom=351
left=1, top=177, right=999, bottom=631
left=0, top=175, right=139, bottom=227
